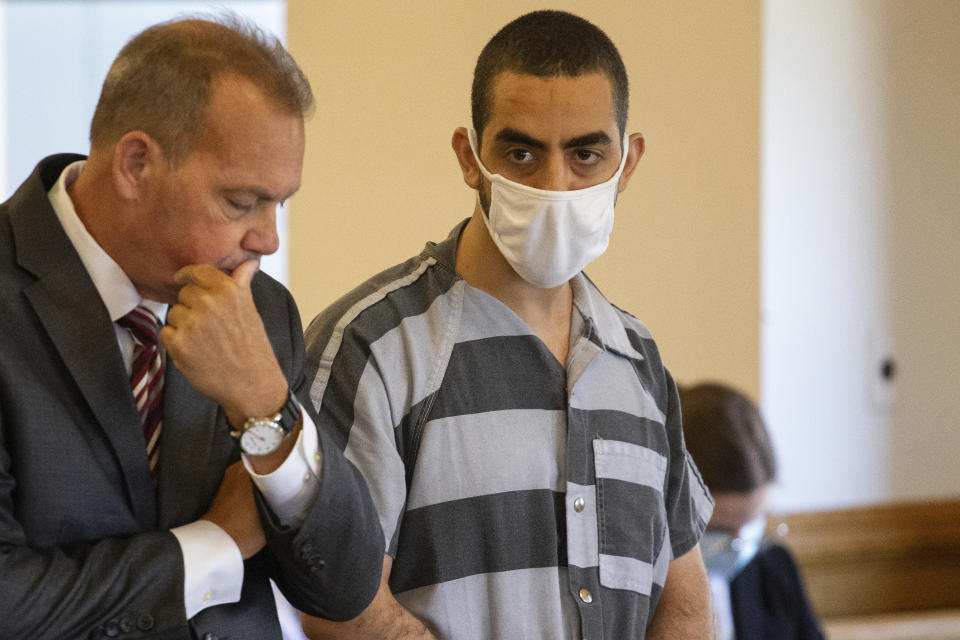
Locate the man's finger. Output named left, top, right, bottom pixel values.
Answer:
left=173, top=264, right=212, bottom=287
left=163, top=304, right=187, bottom=330
left=231, top=259, right=260, bottom=289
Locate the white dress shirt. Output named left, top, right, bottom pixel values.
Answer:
left=47, top=161, right=322, bottom=618
left=710, top=573, right=737, bottom=640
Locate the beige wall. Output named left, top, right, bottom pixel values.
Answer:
left=287, top=1, right=761, bottom=397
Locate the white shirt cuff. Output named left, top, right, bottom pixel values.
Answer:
left=171, top=519, right=244, bottom=619
left=243, top=403, right=323, bottom=528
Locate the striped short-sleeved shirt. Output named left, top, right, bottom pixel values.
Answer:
left=305, top=221, right=713, bottom=639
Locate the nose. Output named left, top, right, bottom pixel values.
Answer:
left=243, top=206, right=280, bottom=256
left=535, top=152, right=572, bottom=191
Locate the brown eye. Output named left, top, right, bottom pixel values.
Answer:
left=575, top=149, right=602, bottom=165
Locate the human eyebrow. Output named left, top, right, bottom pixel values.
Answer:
left=563, top=131, right=613, bottom=149
left=493, top=128, right=546, bottom=150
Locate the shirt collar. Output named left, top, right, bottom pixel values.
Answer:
left=422, top=218, right=467, bottom=272
left=429, top=219, right=646, bottom=362
left=46, top=161, right=167, bottom=323
left=570, top=273, right=646, bottom=362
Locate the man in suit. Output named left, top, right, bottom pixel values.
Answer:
left=0, top=15, right=382, bottom=640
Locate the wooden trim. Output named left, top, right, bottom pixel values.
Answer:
left=824, top=608, right=960, bottom=640
left=767, top=499, right=960, bottom=619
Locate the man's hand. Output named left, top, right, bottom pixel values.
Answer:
left=202, top=461, right=265, bottom=559
left=161, top=260, right=288, bottom=427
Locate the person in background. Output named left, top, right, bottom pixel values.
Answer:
left=679, top=382, right=825, bottom=640
left=0, top=15, right=382, bottom=639
left=300, top=10, right=714, bottom=640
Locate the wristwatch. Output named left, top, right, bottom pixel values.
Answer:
left=231, top=389, right=301, bottom=456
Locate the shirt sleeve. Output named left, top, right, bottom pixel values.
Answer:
left=171, top=404, right=323, bottom=619
left=308, top=317, right=409, bottom=556
left=663, top=368, right=715, bottom=557
left=243, top=401, right=323, bottom=528
left=170, top=520, right=244, bottom=619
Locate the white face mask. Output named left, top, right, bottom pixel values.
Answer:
left=468, top=128, right=629, bottom=289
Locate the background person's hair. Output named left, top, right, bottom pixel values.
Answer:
left=679, top=382, right=778, bottom=493
left=471, top=10, right=629, bottom=146
left=89, top=13, right=313, bottom=165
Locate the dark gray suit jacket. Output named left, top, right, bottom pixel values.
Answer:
left=0, top=155, right=383, bottom=639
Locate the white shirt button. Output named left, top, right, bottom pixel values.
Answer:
left=573, top=497, right=585, bottom=512
left=579, top=588, right=593, bottom=603
left=202, top=590, right=213, bottom=602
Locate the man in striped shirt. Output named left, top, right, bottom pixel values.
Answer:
left=302, top=10, right=715, bottom=639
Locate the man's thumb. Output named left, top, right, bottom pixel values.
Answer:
left=232, top=259, right=260, bottom=288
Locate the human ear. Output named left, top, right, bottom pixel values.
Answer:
left=111, top=131, right=164, bottom=201
left=451, top=127, right=481, bottom=190
left=616, top=133, right=646, bottom=193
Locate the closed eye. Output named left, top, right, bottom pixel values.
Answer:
left=228, top=198, right=257, bottom=213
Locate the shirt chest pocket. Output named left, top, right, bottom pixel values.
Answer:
left=593, top=439, right=668, bottom=596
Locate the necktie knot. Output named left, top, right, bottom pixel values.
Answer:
left=118, top=306, right=162, bottom=347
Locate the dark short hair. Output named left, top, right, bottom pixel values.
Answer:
left=679, top=382, right=778, bottom=493
left=471, top=10, right=629, bottom=144
left=90, top=13, right=313, bottom=165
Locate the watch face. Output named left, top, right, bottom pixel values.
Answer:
left=240, top=423, right=286, bottom=456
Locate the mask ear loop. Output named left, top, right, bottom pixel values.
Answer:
left=467, top=128, right=493, bottom=182
left=466, top=130, right=488, bottom=218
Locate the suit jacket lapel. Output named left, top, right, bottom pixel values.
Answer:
left=12, top=158, right=158, bottom=529
left=157, top=360, right=237, bottom=528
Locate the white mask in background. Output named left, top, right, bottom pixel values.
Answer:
left=701, top=515, right=767, bottom=581
left=468, top=128, right=629, bottom=289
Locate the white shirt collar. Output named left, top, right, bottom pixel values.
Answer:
left=46, top=161, right=167, bottom=323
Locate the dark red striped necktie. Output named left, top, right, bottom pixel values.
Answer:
left=117, top=306, right=164, bottom=482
